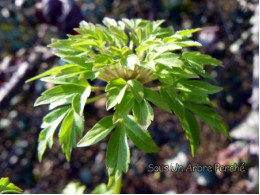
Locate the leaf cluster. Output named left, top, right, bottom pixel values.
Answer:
left=0, top=178, right=22, bottom=194
left=27, top=18, right=229, bottom=182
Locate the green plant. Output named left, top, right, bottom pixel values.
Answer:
left=27, top=18, right=229, bottom=193
left=0, top=177, right=22, bottom=194
left=62, top=182, right=86, bottom=194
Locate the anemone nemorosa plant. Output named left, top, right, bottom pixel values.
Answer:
left=27, top=18, right=229, bottom=192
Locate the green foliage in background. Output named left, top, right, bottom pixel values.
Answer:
left=27, top=18, right=229, bottom=186
left=0, top=177, right=22, bottom=194
left=62, top=182, right=86, bottom=194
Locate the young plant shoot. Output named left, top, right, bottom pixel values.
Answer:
left=27, top=18, right=229, bottom=191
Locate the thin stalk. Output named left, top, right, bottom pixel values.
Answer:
left=86, top=93, right=106, bottom=104
left=91, top=86, right=106, bottom=91
left=149, top=86, right=160, bottom=91
left=114, top=174, right=122, bottom=194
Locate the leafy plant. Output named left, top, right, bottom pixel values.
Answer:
left=27, top=18, right=229, bottom=193
left=62, top=182, right=86, bottom=194
left=0, top=177, right=22, bottom=194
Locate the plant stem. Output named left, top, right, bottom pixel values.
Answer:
left=86, top=93, right=106, bottom=104
left=91, top=86, right=106, bottom=91
left=114, top=174, right=122, bottom=194
left=149, top=86, right=160, bottom=91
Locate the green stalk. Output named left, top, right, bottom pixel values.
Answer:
left=114, top=174, right=122, bottom=194
left=86, top=93, right=106, bottom=104
left=91, top=86, right=106, bottom=91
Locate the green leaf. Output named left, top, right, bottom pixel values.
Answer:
left=106, top=85, right=127, bottom=110
left=127, top=79, right=144, bottom=103
left=59, top=109, right=84, bottom=161
left=62, top=56, right=89, bottom=68
left=133, top=99, right=154, bottom=129
left=79, top=71, right=99, bottom=80
left=124, top=115, right=160, bottom=153
left=182, top=52, right=222, bottom=67
left=106, top=125, right=130, bottom=178
left=103, top=17, right=118, bottom=27
left=154, top=52, right=183, bottom=68
left=48, top=94, right=75, bottom=110
left=34, top=85, right=85, bottom=107
left=62, top=182, right=86, bottom=194
left=181, top=111, right=200, bottom=156
left=26, top=64, right=78, bottom=83
left=40, top=76, right=89, bottom=87
left=175, top=28, right=202, bottom=37
left=38, top=107, right=70, bottom=161
left=185, top=103, right=229, bottom=137
left=149, top=43, right=182, bottom=59
left=79, top=85, right=91, bottom=115
left=77, top=115, right=115, bottom=147
left=113, top=92, right=134, bottom=123
left=179, top=92, right=214, bottom=106
left=106, top=78, right=127, bottom=91
left=126, top=54, right=140, bottom=70
left=175, top=80, right=222, bottom=95
left=72, top=94, right=81, bottom=114
left=91, top=183, right=114, bottom=194
left=41, top=85, right=85, bottom=96
left=175, top=40, right=202, bottom=47
left=160, top=88, right=185, bottom=120
left=0, top=177, right=22, bottom=194
left=35, top=94, right=72, bottom=107
left=144, top=88, right=171, bottom=113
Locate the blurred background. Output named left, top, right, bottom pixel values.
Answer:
left=0, top=0, right=259, bottom=193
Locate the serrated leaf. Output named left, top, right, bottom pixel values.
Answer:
left=41, top=85, right=85, bottom=96
left=106, top=78, right=127, bottom=91
left=163, top=34, right=182, bottom=43
left=106, top=125, right=130, bottom=178
left=175, top=80, right=222, bottom=95
left=79, top=85, right=91, bottom=115
left=106, top=85, right=127, bottom=110
left=40, top=76, right=89, bottom=87
left=48, top=94, right=75, bottom=110
left=181, top=111, right=200, bottom=156
left=175, top=40, right=202, bottom=47
left=175, top=28, right=202, bottom=37
left=77, top=115, right=115, bottom=147
left=133, top=99, right=154, bottom=129
left=34, top=85, right=85, bottom=107
left=35, top=94, right=74, bottom=107
left=127, top=79, right=144, bottom=103
left=41, top=106, right=70, bottom=128
left=149, top=43, right=182, bottom=59
left=79, top=71, right=99, bottom=80
left=72, top=94, right=81, bottom=114
left=113, top=92, right=134, bottom=123
left=26, top=64, right=77, bottom=83
left=160, top=88, right=185, bottom=120
left=124, top=115, right=160, bottom=153
left=185, top=103, right=229, bottom=137
left=154, top=52, right=183, bottom=68
left=62, top=56, right=89, bottom=68
left=144, top=88, right=171, bottom=113
left=182, top=52, right=222, bottom=67
left=0, top=177, right=22, bottom=194
left=59, top=109, right=84, bottom=161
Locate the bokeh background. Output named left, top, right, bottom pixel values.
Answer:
left=0, top=0, right=259, bottom=193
